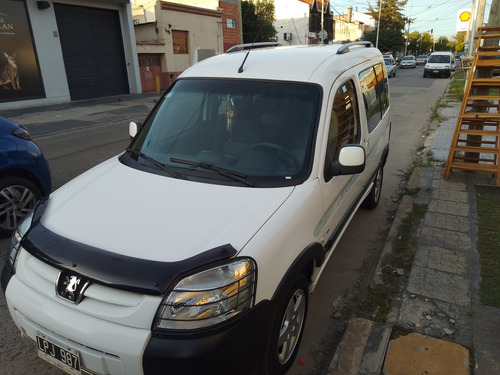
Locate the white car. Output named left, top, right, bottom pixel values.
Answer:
left=3, top=42, right=391, bottom=375
left=399, top=55, right=416, bottom=68
left=423, top=51, right=456, bottom=77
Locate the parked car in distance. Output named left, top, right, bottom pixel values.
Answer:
left=423, top=51, right=456, bottom=78
left=416, top=55, right=428, bottom=65
left=400, top=55, right=416, bottom=68
left=2, top=42, right=390, bottom=375
left=0, top=117, right=52, bottom=237
left=383, top=55, right=397, bottom=77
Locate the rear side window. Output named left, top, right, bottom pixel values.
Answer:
left=359, top=63, right=389, bottom=133
left=326, top=80, right=360, bottom=162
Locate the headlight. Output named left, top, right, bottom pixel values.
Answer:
left=154, top=258, right=256, bottom=330
left=5, top=210, right=33, bottom=271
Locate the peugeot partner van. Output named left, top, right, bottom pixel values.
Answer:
left=2, top=42, right=390, bottom=375
left=423, top=51, right=456, bottom=77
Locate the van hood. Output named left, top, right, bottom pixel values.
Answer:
left=41, top=157, right=293, bottom=262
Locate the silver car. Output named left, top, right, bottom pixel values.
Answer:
left=384, top=56, right=397, bottom=77
left=400, top=55, right=416, bottom=68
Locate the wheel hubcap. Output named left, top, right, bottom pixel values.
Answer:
left=277, top=288, right=306, bottom=364
left=0, top=185, right=36, bottom=231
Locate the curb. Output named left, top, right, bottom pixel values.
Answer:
left=327, top=318, right=391, bottom=375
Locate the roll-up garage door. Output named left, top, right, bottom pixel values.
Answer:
left=54, top=4, right=129, bottom=101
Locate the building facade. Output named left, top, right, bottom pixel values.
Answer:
left=273, top=0, right=333, bottom=46
left=334, top=6, right=374, bottom=42
left=0, top=0, right=141, bottom=110
left=132, top=0, right=242, bottom=92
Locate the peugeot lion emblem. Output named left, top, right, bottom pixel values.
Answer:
left=56, top=272, right=90, bottom=304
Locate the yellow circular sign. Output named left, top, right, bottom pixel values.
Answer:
left=459, top=11, right=471, bottom=22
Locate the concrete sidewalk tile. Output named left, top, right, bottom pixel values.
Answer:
left=422, top=211, right=470, bottom=232
left=414, top=244, right=468, bottom=276
left=383, top=333, right=470, bottom=375
left=419, top=226, right=471, bottom=253
left=407, top=266, right=470, bottom=306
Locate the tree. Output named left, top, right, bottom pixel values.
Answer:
left=366, top=0, right=408, bottom=31
left=365, top=0, right=408, bottom=53
left=241, top=0, right=277, bottom=43
left=434, top=36, right=450, bottom=51
left=364, top=28, right=405, bottom=53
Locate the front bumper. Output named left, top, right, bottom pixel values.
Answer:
left=2, top=258, right=273, bottom=375
left=424, top=67, right=450, bottom=76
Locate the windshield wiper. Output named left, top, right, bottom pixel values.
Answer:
left=126, top=149, right=180, bottom=178
left=170, top=157, right=255, bottom=187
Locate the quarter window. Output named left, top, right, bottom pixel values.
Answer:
left=326, top=80, right=360, bottom=163
left=359, top=63, right=389, bottom=133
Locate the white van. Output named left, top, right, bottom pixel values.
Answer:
left=2, top=42, right=391, bottom=375
left=423, top=51, right=456, bottom=77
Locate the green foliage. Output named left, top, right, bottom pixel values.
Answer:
left=241, top=0, right=277, bottom=43
left=366, top=0, right=408, bottom=31
left=365, top=0, right=407, bottom=53
left=434, top=36, right=451, bottom=51
left=407, top=31, right=433, bottom=54
left=364, top=28, right=405, bottom=53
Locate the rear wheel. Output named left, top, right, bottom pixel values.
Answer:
left=260, top=275, right=308, bottom=375
left=362, top=167, right=383, bottom=209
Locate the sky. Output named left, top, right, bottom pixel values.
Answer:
left=330, top=0, right=492, bottom=40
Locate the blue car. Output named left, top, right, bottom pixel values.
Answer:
left=0, top=117, right=52, bottom=237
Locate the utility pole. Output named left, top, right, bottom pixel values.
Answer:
left=376, top=0, right=382, bottom=49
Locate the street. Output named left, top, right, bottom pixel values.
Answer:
left=0, top=64, right=451, bottom=375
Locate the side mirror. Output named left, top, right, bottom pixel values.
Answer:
left=325, top=145, right=365, bottom=180
left=129, top=121, right=141, bottom=140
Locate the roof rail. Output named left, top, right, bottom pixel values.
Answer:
left=336, top=41, right=373, bottom=54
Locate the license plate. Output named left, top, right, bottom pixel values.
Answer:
left=36, top=331, right=81, bottom=375
left=433, top=70, right=440, bottom=73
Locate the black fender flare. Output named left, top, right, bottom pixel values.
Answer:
left=271, top=242, right=325, bottom=301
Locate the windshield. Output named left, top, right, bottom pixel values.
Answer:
left=126, top=78, right=321, bottom=187
left=428, top=54, right=450, bottom=63
left=402, top=56, right=413, bottom=61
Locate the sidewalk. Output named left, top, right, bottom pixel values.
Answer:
left=328, top=101, right=500, bottom=374
left=1, top=92, right=161, bottom=137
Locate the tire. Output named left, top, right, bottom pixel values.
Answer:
left=362, top=167, right=383, bottom=209
left=260, top=275, right=308, bottom=375
left=0, top=176, right=41, bottom=237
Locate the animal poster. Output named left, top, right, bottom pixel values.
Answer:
left=0, top=0, right=45, bottom=103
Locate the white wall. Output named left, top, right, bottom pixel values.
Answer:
left=273, top=0, right=311, bottom=45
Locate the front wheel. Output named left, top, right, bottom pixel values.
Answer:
left=0, top=176, right=41, bottom=237
left=260, top=275, right=308, bottom=375
left=362, top=167, right=383, bottom=209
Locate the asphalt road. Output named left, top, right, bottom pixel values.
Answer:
left=0, top=64, right=451, bottom=375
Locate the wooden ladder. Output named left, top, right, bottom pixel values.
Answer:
left=444, top=26, right=500, bottom=186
